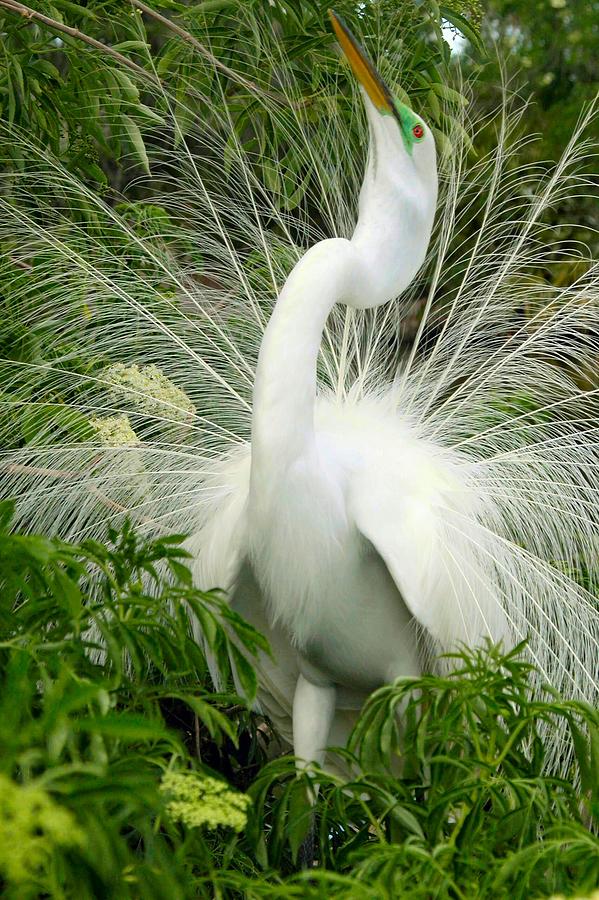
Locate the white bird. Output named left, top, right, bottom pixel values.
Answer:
left=229, top=12, right=483, bottom=766
left=190, top=13, right=594, bottom=769
left=0, top=10, right=597, bottom=775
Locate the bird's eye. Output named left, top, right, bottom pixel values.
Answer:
left=412, top=124, right=424, bottom=140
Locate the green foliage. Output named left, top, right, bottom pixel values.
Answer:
left=0, top=501, right=596, bottom=898
left=469, top=0, right=599, bottom=264
left=249, top=643, right=599, bottom=898
left=0, top=502, right=268, bottom=898
left=480, top=0, right=598, bottom=159
left=0, top=0, right=153, bottom=183
left=0, top=507, right=597, bottom=896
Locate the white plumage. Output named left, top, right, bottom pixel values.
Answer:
left=192, top=389, right=510, bottom=758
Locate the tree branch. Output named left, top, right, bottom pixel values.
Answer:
left=130, top=0, right=306, bottom=108
left=0, top=0, right=306, bottom=113
left=0, top=0, right=160, bottom=84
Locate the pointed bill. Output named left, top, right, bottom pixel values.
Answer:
left=328, top=10, right=394, bottom=115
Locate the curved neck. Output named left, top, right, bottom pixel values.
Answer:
left=251, top=239, right=353, bottom=485
left=250, top=112, right=435, bottom=491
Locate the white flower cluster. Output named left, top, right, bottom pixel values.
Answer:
left=160, top=771, right=251, bottom=832
left=89, top=414, right=140, bottom=446
left=103, top=363, right=196, bottom=423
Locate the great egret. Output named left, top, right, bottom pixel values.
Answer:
left=198, top=12, right=597, bottom=771
left=0, top=9, right=597, bottom=775
left=233, top=11, right=496, bottom=767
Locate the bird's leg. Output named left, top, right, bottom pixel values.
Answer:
left=293, top=673, right=336, bottom=767
left=293, top=673, right=336, bottom=868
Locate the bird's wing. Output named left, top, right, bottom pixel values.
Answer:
left=349, top=449, right=510, bottom=653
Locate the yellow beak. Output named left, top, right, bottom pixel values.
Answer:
left=328, top=10, right=394, bottom=115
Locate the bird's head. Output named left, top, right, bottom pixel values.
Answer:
left=329, top=9, right=436, bottom=185
left=329, top=10, right=437, bottom=308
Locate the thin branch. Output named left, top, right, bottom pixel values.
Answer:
left=131, top=0, right=307, bottom=108
left=194, top=714, right=202, bottom=761
left=87, top=485, right=160, bottom=527
left=1, top=462, right=161, bottom=527
left=0, top=0, right=160, bottom=85
left=2, top=461, right=81, bottom=478
left=10, top=257, right=32, bottom=270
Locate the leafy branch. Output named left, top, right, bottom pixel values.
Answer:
left=0, top=0, right=303, bottom=108
left=131, top=0, right=302, bottom=107
left=0, top=0, right=158, bottom=84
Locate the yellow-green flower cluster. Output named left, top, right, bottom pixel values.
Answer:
left=103, top=363, right=196, bottom=423
left=546, top=893, right=599, bottom=900
left=160, top=771, right=251, bottom=832
left=0, top=774, right=84, bottom=884
left=90, top=413, right=140, bottom=446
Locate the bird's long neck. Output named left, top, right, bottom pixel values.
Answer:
left=250, top=104, right=435, bottom=492
left=251, top=238, right=354, bottom=486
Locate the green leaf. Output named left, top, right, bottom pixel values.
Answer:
left=168, top=693, right=237, bottom=744
left=195, top=0, right=237, bottom=11
left=10, top=57, right=25, bottom=102
left=51, top=0, right=97, bottom=19
left=388, top=802, right=425, bottom=839
left=169, top=560, right=192, bottom=586
left=112, top=41, right=151, bottom=52
left=427, top=88, right=442, bottom=121
left=439, top=7, right=485, bottom=55
left=121, top=115, right=150, bottom=174
left=287, top=779, right=312, bottom=862
left=75, top=714, right=173, bottom=741
left=6, top=67, right=16, bottom=124
left=431, top=82, right=468, bottom=107
left=53, top=568, right=83, bottom=619
left=229, top=643, right=258, bottom=701
left=32, top=60, right=62, bottom=81
left=137, top=103, right=166, bottom=126
left=173, top=98, right=196, bottom=146
left=21, top=404, right=94, bottom=445
left=111, top=69, right=140, bottom=103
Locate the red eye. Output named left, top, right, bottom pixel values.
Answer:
left=412, top=124, right=424, bottom=139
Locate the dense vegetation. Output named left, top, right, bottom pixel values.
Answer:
left=0, top=1, right=597, bottom=897
left=0, top=508, right=597, bottom=897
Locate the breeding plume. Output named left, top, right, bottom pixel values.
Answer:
left=1, top=11, right=597, bottom=772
